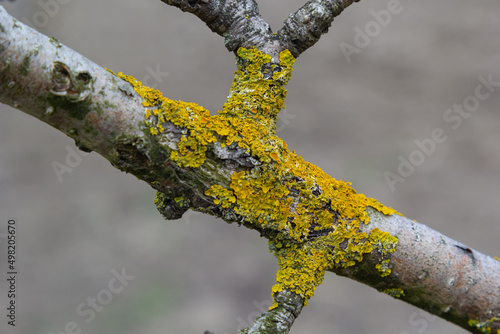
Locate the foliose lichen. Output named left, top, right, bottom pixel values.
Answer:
left=109, top=47, right=401, bottom=307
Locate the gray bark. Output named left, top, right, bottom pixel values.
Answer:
left=161, top=0, right=361, bottom=58
left=1, top=3, right=499, bottom=334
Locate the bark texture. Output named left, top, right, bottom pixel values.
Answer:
left=1, top=4, right=499, bottom=334
left=162, top=0, right=279, bottom=56
left=161, top=0, right=361, bottom=58
left=277, top=0, right=361, bottom=56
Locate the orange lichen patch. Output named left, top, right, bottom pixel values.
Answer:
left=109, top=47, right=400, bottom=307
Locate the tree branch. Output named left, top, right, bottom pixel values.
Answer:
left=0, top=7, right=146, bottom=162
left=337, top=208, right=500, bottom=334
left=161, top=0, right=279, bottom=56
left=1, top=6, right=499, bottom=334
left=243, top=290, right=304, bottom=334
left=277, top=0, right=360, bottom=57
left=161, top=0, right=361, bottom=58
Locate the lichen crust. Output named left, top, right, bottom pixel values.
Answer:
left=468, top=317, right=500, bottom=334
left=383, top=288, right=405, bottom=298
left=108, top=47, right=401, bottom=307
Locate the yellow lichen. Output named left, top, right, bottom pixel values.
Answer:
left=107, top=68, right=217, bottom=168
left=153, top=191, right=163, bottom=206
left=205, top=185, right=236, bottom=208
left=375, top=259, right=392, bottom=277
left=108, top=47, right=401, bottom=307
left=383, top=288, right=405, bottom=298
left=369, top=228, right=399, bottom=256
left=468, top=317, right=500, bottom=334
left=205, top=145, right=400, bottom=303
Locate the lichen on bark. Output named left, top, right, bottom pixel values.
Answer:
left=109, top=47, right=401, bottom=307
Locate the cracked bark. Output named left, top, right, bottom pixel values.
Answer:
left=161, top=0, right=279, bottom=56
left=160, top=0, right=361, bottom=57
left=1, top=4, right=499, bottom=334
left=277, top=0, right=361, bottom=57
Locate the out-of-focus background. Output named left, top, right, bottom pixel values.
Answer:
left=1, top=1, right=499, bottom=333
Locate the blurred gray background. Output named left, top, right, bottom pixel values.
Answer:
left=1, top=0, right=499, bottom=333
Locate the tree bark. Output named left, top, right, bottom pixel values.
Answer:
left=277, top=0, right=361, bottom=57
left=1, top=4, right=499, bottom=334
